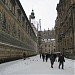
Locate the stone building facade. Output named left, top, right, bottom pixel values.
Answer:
left=0, top=0, right=37, bottom=62
left=38, top=29, right=55, bottom=54
left=55, top=0, right=75, bottom=59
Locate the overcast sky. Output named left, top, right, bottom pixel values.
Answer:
left=19, top=0, right=59, bottom=31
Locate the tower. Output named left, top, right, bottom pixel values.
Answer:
left=29, top=10, right=37, bottom=36
left=29, top=10, right=35, bottom=23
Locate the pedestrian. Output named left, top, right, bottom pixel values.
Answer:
left=58, top=54, right=65, bottom=69
left=40, top=53, right=41, bottom=59
left=42, top=53, right=45, bottom=62
left=23, top=52, right=26, bottom=60
left=53, top=54, right=57, bottom=62
left=50, top=54, right=55, bottom=68
left=46, top=53, right=49, bottom=62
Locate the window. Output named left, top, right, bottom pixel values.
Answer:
left=0, top=12, right=3, bottom=21
left=13, top=6, right=15, bottom=14
left=17, top=9, right=21, bottom=21
left=18, top=28, right=20, bottom=39
left=45, top=45, right=46, bottom=47
left=2, top=12, right=7, bottom=31
left=26, top=22, right=27, bottom=31
left=49, top=49, right=50, bottom=52
left=22, top=16, right=25, bottom=27
left=65, top=41, right=66, bottom=46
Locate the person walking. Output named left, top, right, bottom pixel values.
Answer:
left=46, top=53, right=48, bottom=62
left=58, top=54, right=65, bottom=69
left=50, top=54, right=55, bottom=68
left=23, top=52, right=26, bottom=60
left=40, top=53, right=41, bottom=59
left=42, top=53, right=45, bottom=62
left=53, top=54, right=57, bottom=62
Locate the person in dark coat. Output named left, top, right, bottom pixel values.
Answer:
left=40, top=53, right=42, bottom=59
left=53, top=54, right=57, bottom=61
left=58, top=54, right=65, bottom=69
left=42, top=53, right=45, bottom=62
left=50, top=54, right=55, bottom=68
left=23, top=52, right=26, bottom=60
left=46, top=53, right=48, bottom=62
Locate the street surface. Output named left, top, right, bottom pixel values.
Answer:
left=0, top=55, right=75, bottom=75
